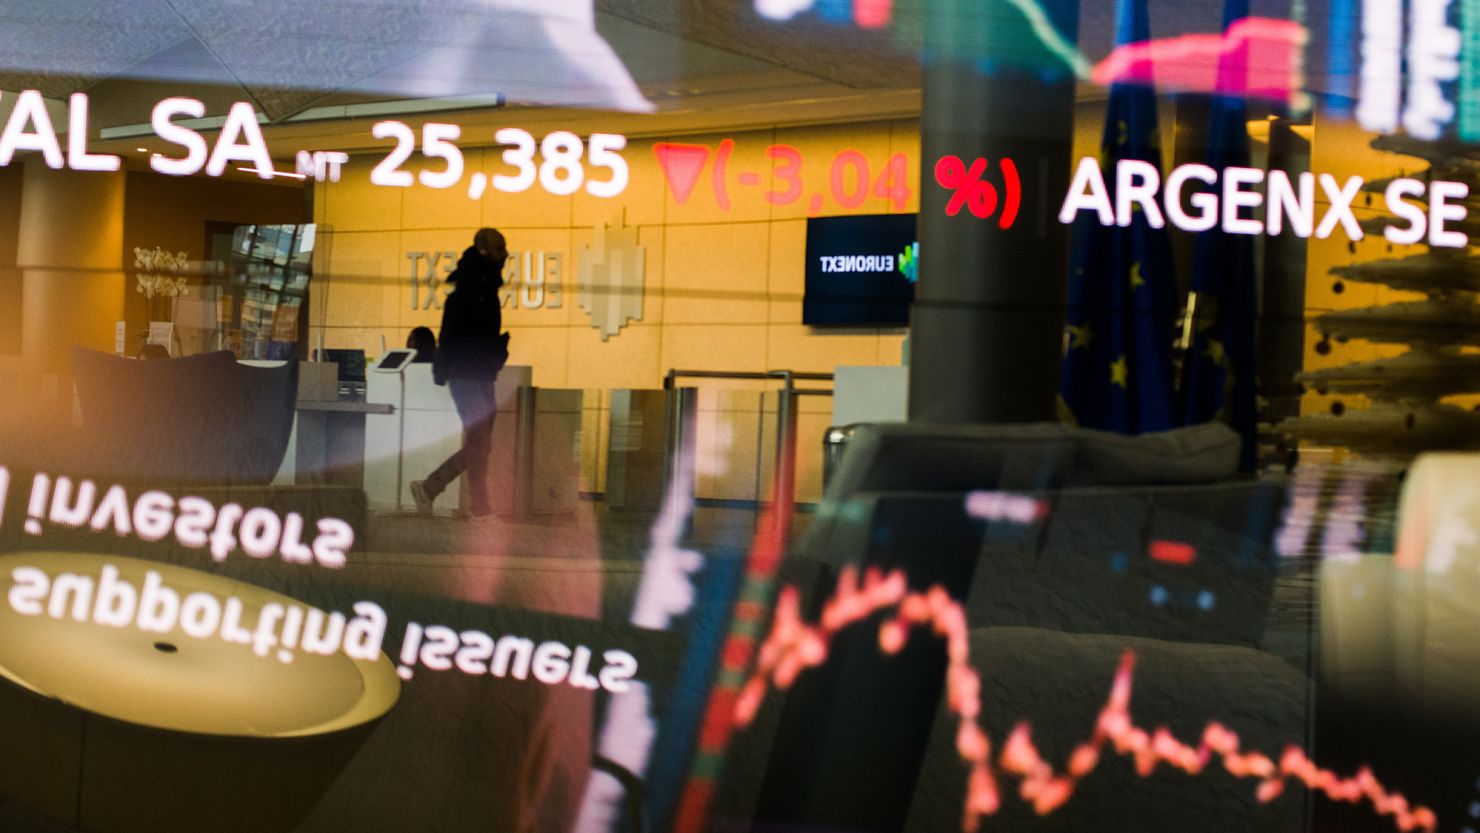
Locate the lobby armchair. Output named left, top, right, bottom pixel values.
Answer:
left=70, top=347, right=296, bottom=487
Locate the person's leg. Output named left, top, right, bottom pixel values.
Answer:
left=420, top=445, right=465, bottom=498
left=411, top=380, right=482, bottom=513
left=457, top=381, right=497, bottom=516
left=413, top=379, right=496, bottom=515
left=410, top=444, right=462, bottom=514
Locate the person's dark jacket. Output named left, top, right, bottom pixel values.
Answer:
left=433, top=247, right=508, bottom=384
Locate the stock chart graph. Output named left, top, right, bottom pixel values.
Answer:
left=734, top=563, right=1437, bottom=833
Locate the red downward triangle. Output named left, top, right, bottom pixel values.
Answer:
left=653, top=143, right=712, bottom=205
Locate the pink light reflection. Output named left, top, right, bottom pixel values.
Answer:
left=1090, top=17, right=1307, bottom=103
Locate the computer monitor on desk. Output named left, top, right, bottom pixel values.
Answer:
left=318, top=348, right=367, bottom=400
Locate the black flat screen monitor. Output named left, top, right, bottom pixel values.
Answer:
left=803, top=213, right=917, bottom=327
left=321, top=348, right=366, bottom=383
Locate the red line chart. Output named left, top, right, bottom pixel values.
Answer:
left=733, top=565, right=1439, bottom=833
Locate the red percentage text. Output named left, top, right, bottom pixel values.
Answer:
left=934, top=154, right=1021, bottom=228
left=654, top=140, right=913, bottom=215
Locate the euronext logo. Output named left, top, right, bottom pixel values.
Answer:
left=899, top=242, right=918, bottom=283
left=579, top=220, right=646, bottom=340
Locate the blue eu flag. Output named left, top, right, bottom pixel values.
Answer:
left=1182, top=0, right=1259, bottom=470
left=1059, top=0, right=1179, bottom=434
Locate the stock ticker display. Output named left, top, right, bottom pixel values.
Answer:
left=0, top=2, right=1478, bottom=833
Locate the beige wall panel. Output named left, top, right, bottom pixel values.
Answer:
left=663, top=223, right=769, bottom=324
left=506, top=325, right=570, bottom=388
left=321, top=275, right=398, bottom=336
left=766, top=324, right=880, bottom=374
left=319, top=231, right=402, bottom=334
left=572, top=137, right=666, bottom=229
left=565, top=322, right=662, bottom=391
left=888, top=120, right=923, bottom=215
left=399, top=227, right=473, bottom=254
left=402, top=304, right=444, bottom=337
left=399, top=229, right=475, bottom=257
left=399, top=149, right=486, bottom=231
left=660, top=128, right=777, bottom=225
left=316, top=325, right=400, bottom=358
left=878, top=332, right=907, bottom=365
left=769, top=123, right=897, bottom=221
left=313, top=182, right=326, bottom=225
left=323, top=156, right=404, bottom=232
left=661, top=324, right=767, bottom=374
left=636, top=225, right=667, bottom=327
left=798, top=390, right=834, bottom=416
left=767, top=219, right=806, bottom=324
left=478, top=145, right=575, bottom=229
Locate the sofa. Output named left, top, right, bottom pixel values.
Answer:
left=70, top=347, right=296, bottom=486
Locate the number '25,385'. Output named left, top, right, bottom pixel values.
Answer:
left=368, top=121, right=629, bottom=198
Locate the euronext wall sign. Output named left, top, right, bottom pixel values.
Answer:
left=403, top=222, right=647, bottom=339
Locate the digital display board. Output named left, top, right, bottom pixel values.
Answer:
left=802, top=213, right=918, bottom=327
left=0, top=4, right=1477, bottom=833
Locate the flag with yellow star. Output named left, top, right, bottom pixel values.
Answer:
left=1181, top=0, right=1259, bottom=470
left=1058, top=0, right=1179, bottom=434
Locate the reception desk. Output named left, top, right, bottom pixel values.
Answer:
left=363, top=363, right=530, bottom=515
left=294, top=399, right=394, bottom=490
left=271, top=362, right=580, bottom=517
